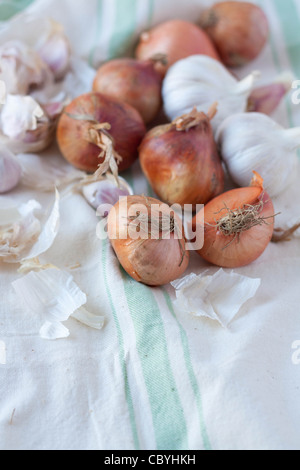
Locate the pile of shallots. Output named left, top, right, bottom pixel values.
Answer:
left=2, top=1, right=300, bottom=289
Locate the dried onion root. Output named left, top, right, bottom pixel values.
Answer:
left=209, top=199, right=277, bottom=249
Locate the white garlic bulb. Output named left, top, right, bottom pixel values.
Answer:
left=162, top=55, right=260, bottom=133
left=0, top=145, right=22, bottom=193
left=216, top=112, right=300, bottom=197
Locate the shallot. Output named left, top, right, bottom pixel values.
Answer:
left=92, top=56, right=165, bottom=124
left=198, top=1, right=269, bottom=67
left=135, top=19, right=220, bottom=77
left=56, top=92, right=146, bottom=175
left=139, top=104, right=224, bottom=207
left=192, top=172, right=275, bottom=268
left=107, top=195, right=189, bottom=286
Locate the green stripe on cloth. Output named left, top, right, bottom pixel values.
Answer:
left=88, top=0, right=103, bottom=67
left=121, top=269, right=189, bottom=450
left=108, top=0, right=139, bottom=59
left=271, top=0, right=300, bottom=148
left=259, top=0, right=294, bottom=127
left=102, top=241, right=140, bottom=450
left=272, top=0, right=300, bottom=77
left=0, top=0, right=34, bottom=20
left=147, top=0, right=155, bottom=27
left=162, top=288, right=211, bottom=451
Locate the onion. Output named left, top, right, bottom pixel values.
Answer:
left=199, top=1, right=269, bottom=67
left=192, top=172, right=275, bottom=268
left=56, top=92, right=146, bottom=174
left=135, top=19, right=220, bottom=77
left=107, top=195, right=190, bottom=286
left=92, top=56, right=165, bottom=124
left=139, top=104, right=224, bottom=207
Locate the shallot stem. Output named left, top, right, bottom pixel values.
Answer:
left=86, top=123, right=123, bottom=186
left=173, top=104, right=217, bottom=131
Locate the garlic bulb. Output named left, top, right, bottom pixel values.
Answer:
left=162, top=55, right=259, bottom=132
left=0, top=40, right=52, bottom=95
left=216, top=112, right=300, bottom=197
left=0, top=145, right=22, bottom=193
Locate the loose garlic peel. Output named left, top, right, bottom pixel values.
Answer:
left=216, top=112, right=300, bottom=198
left=12, top=267, right=105, bottom=340
left=171, top=269, right=261, bottom=328
left=162, top=54, right=260, bottom=133
left=0, top=189, right=60, bottom=264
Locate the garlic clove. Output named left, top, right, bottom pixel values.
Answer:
left=0, top=144, right=22, bottom=193
left=82, top=174, right=134, bottom=213
left=0, top=95, right=45, bottom=140
left=35, top=19, right=71, bottom=81
left=0, top=40, right=53, bottom=95
left=0, top=94, right=65, bottom=154
left=247, top=72, right=294, bottom=115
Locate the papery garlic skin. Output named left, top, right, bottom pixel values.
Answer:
left=0, top=145, right=22, bottom=193
left=216, top=112, right=299, bottom=198
left=0, top=40, right=52, bottom=95
left=0, top=190, right=60, bottom=263
left=0, top=199, right=42, bottom=263
left=171, top=269, right=261, bottom=327
left=162, top=55, right=259, bottom=132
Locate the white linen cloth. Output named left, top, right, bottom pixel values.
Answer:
left=0, top=0, right=300, bottom=450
